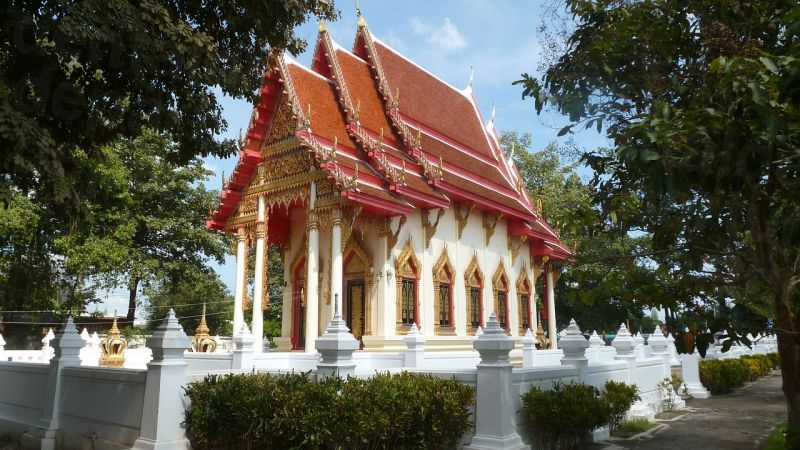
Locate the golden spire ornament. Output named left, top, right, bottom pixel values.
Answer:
left=100, top=312, right=127, bottom=367
left=535, top=319, right=550, bottom=350
left=192, top=304, right=217, bottom=353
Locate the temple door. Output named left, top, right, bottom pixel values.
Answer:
left=345, top=279, right=366, bottom=341
left=292, top=278, right=306, bottom=350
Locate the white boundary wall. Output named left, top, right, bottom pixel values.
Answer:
left=0, top=317, right=779, bottom=450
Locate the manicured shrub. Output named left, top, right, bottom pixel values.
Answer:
left=183, top=371, right=474, bottom=450
left=766, top=352, right=780, bottom=369
left=521, top=382, right=610, bottom=450
left=603, top=380, right=640, bottom=432
left=699, top=353, right=778, bottom=394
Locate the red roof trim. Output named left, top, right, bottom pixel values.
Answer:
left=391, top=185, right=450, bottom=209
left=432, top=179, right=533, bottom=222
left=341, top=190, right=415, bottom=216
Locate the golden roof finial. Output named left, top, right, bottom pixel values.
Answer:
left=356, top=0, right=365, bottom=27
left=318, top=19, right=326, bottom=32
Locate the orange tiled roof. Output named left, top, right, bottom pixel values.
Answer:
left=208, top=20, right=569, bottom=258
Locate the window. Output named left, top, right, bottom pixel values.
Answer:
left=520, top=294, right=530, bottom=331
left=497, top=291, right=508, bottom=330
left=438, top=283, right=452, bottom=327
left=401, top=278, right=416, bottom=326
left=469, top=287, right=482, bottom=328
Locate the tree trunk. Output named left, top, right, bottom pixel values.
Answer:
left=774, top=288, right=800, bottom=449
left=127, top=276, right=139, bottom=322
left=749, top=188, right=800, bottom=448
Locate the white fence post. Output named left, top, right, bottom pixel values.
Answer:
left=133, top=309, right=191, bottom=450
left=647, top=326, right=671, bottom=379
left=559, top=319, right=590, bottom=380
left=521, top=328, right=535, bottom=368
left=611, top=323, right=637, bottom=383
left=231, top=324, right=255, bottom=370
left=315, top=302, right=358, bottom=379
left=466, top=314, right=525, bottom=450
left=680, top=352, right=710, bottom=399
left=403, top=323, right=425, bottom=368
left=21, top=317, right=83, bottom=450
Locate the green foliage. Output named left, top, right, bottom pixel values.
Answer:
left=502, top=133, right=658, bottom=332
left=603, top=380, right=640, bottom=432
left=699, top=353, right=778, bottom=394
left=670, top=373, right=687, bottom=396
left=0, top=0, right=337, bottom=216
left=521, top=382, right=610, bottom=450
left=521, top=1, right=800, bottom=438
left=612, top=419, right=656, bottom=439
left=183, top=371, right=475, bottom=450
left=765, top=423, right=788, bottom=450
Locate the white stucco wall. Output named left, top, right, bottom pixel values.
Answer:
left=279, top=206, right=541, bottom=347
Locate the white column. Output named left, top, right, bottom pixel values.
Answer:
left=252, top=195, right=266, bottom=353
left=133, top=310, right=191, bottom=450
left=330, top=207, right=343, bottom=326
left=546, top=266, right=557, bottom=349
left=305, top=207, right=320, bottom=353
left=530, top=266, right=538, bottom=335
left=21, top=317, right=83, bottom=450
left=233, top=228, right=247, bottom=336
left=467, top=314, right=526, bottom=450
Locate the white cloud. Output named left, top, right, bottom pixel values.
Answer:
left=410, top=17, right=466, bottom=51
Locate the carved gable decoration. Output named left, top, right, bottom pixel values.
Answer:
left=517, top=267, right=530, bottom=294
left=432, top=246, right=454, bottom=284
left=262, top=151, right=313, bottom=183
left=267, top=98, right=298, bottom=143
left=464, top=253, right=483, bottom=288
left=395, top=238, right=420, bottom=280
left=493, top=262, right=509, bottom=291
left=344, top=236, right=372, bottom=276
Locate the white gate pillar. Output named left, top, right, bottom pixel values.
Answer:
left=466, top=314, right=526, bottom=450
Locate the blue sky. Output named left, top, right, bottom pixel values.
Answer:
left=96, top=0, right=610, bottom=316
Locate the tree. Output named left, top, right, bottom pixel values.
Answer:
left=518, top=1, right=800, bottom=445
left=503, top=132, right=656, bottom=333
left=144, top=266, right=232, bottom=336
left=0, top=0, right=337, bottom=220
left=57, top=130, right=229, bottom=321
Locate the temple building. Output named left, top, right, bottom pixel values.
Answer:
left=206, top=15, right=570, bottom=353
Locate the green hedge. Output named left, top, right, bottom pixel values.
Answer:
left=520, top=380, right=639, bottom=449
left=699, top=353, right=779, bottom=394
left=183, top=371, right=475, bottom=450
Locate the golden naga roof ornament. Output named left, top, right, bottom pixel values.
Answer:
left=192, top=304, right=217, bottom=353
left=353, top=98, right=361, bottom=122
left=302, top=103, right=312, bottom=130
left=100, top=312, right=127, bottom=367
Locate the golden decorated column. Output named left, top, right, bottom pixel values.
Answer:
left=233, top=227, right=247, bottom=335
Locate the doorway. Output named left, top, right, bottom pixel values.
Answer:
left=345, top=279, right=365, bottom=341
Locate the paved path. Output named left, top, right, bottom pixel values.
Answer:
left=597, top=371, right=787, bottom=450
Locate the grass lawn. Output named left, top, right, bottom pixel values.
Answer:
left=763, top=423, right=786, bottom=450
left=612, top=419, right=657, bottom=439
left=655, top=410, right=686, bottom=420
